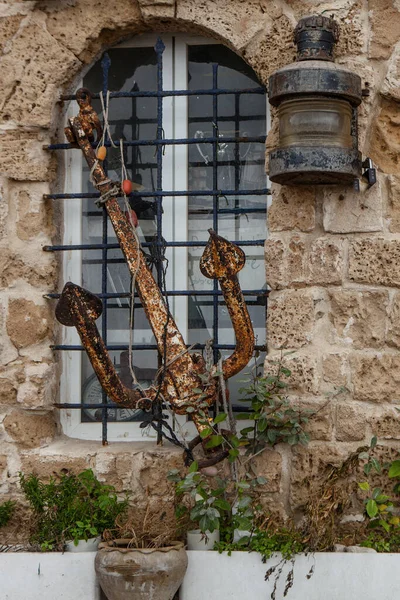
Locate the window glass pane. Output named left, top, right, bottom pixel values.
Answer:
left=72, top=38, right=267, bottom=429
left=188, top=44, right=267, bottom=405
left=81, top=46, right=159, bottom=422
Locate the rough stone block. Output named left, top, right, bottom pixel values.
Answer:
left=266, top=235, right=344, bottom=290
left=0, top=130, right=54, bottom=181
left=387, top=291, right=400, bottom=348
left=329, top=290, right=388, bottom=348
left=251, top=449, right=282, bottom=492
left=139, top=2, right=175, bottom=18
left=6, top=298, right=52, bottom=350
left=368, top=407, right=400, bottom=439
left=44, top=0, right=143, bottom=61
left=0, top=176, right=9, bottom=242
left=3, top=410, right=56, bottom=448
left=177, top=0, right=273, bottom=53
left=0, top=299, right=18, bottom=366
left=0, top=14, right=23, bottom=53
left=308, top=238, right=344, bottom=286
left=292, top=397, right=333, bottom=442
left=15, top=184, right=53, bottom=241
left=0, top=454, right=7, bottom=480
left=0, top=247, right=57, bottom=290
left=381, top=41, right=400, bottom=102
left=336, top=403, right=367, bottom=442
left=243, top=13, right=295, bottom=86
left=265, top=238, right=285, bottom=290
left=268, top=185, right=316, bottom=233
left=17, top=362, right=56, bottom=409
left=369, top=99, right=400, bottom=175
left=136, top=451, right=183, bottom=498
left=322, top=180, right=383, bottom=233
left=0, top=379, right=17, bottom=406
left=387, top=175, right=400, bottom=232
left=95, top=453, right=132, bottom=492
left=322, top=353, right=348, bottom=388
left=0, top=18, right=81, bottom=127
left=265, top=117, right=278, bottom=174
left=287, top=236, right=307, bottom=287
left=351, top=353, right=400, bottom=402
left=368, top=0, right=400, bottom=60
left=265, top=353, right=319, bottom=395
left=349, top=238, right=400, bottom=286
left=267, top=291, right=314, bottom=349
left=290, top=443, right=350, bottom=509
left=20, top=454, right=92, bottom=480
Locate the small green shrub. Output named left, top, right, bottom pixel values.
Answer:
left=19, top=468, right=128, bottom=550
left=216, top=525, right=305, bottom=562
left=0, top=500, right=15, bottom=528
left=358, top=437, right=400, bottom=552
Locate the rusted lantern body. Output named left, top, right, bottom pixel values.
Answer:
left=268, top=15, right=362, bottom=185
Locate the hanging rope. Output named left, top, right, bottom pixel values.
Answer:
left=90, top=90, right=117, bottom=185
left=218, top=357, right=238, bottom=481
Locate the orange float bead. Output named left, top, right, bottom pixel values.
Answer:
left=96, top=146, right=107, bottom=161
left=122, top=179, right=133, bottom=195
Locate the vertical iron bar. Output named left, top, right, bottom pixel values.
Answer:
left=212, top=63, right=219, bottom=367
left=101, top=52, right=111, bottom=445
left=155, top=38, right=165, bottom=286
left=155, top=38, right=165, bottom=444
left=234, top=92, right=240, bottom=241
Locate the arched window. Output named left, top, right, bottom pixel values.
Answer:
left=52, top=34, right=269, bottom=441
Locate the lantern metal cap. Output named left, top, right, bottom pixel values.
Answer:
left=268, top=59, right=362, bottom=107
left=294, top=15, right=339, bottom=61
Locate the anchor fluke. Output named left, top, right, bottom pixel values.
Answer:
left=56, top=282, right=103, bottom=326
left=200, top=229, right=245, bottom=280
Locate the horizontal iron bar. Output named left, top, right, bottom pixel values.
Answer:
left=43, top=239, right=265, bottom=251
left=44, top=188, right=270, bottom=200
left=54, top=403, right=254, bottom=411
left=46, top=135, right=266, bottom=150
left=51, top=343, right=267, bottom=351
left=45, top=289, right=268, bottom=299
left=60, top=87, right=266, bottom=101
left=83, top=208, right=266, bottom=218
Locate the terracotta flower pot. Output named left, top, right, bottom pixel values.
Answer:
left=95, top=539, right=188, bottom=600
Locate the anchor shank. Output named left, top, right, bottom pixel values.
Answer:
left=69, top=115, right=208, bottom=408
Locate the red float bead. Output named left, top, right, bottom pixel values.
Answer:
left=122, top=179, right=133, bottom=195
left=96, top=146, right=107, bottom=161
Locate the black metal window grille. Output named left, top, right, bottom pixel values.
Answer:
left=44, top=37, right=270, bottom=443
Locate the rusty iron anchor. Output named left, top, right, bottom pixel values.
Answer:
left=58, top=87, right=255, bottom=465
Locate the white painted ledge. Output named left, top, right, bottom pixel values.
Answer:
left=1, top=550, right=400, bottom=600
left=0, top=552, right=100, bottom=600
left=180, top=551, right=400, bottom=600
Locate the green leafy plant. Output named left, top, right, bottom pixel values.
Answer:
left=357, top=437, right=400, bottom=552
left=235, top=362, right=313, bottom=453
left=168, top=461, right=231, bottom=534
left=0, top=500, right=15, bottom=528
left=216, top=524, right=305, bottom=562
left=189, top=359, right=315, bottom=468
left=19, top=469, right=128, bottom=550
left=168, top=462, right=265, bottom=537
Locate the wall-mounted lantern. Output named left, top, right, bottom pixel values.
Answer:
left=268, top=15, right=375, bottom=187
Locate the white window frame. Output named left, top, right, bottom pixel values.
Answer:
left=60, top=33, right=269, bottom=441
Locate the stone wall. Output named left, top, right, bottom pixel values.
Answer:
left=0, top=0, right=400, bottom=537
